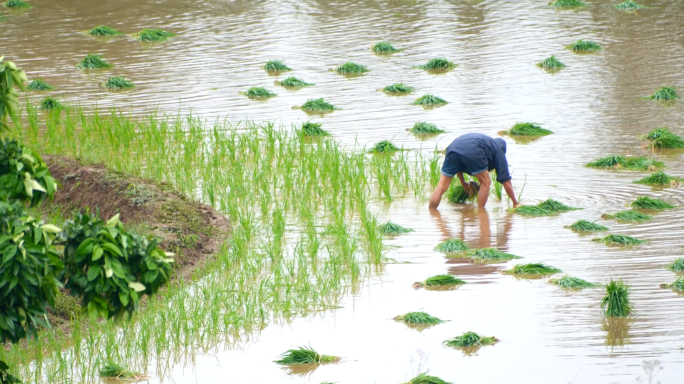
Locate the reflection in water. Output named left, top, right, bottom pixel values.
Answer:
left=602, top=317, right=633, bottom=349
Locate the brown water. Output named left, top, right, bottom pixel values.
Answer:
left=3, top=0, right=684, bottom=382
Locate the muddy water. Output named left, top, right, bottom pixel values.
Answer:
left=4, top=0, right=684, bottom=382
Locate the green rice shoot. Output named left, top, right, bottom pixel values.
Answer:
left=416, top=58, right=457, bottom=71
left=443, top=332, right=497, bottom=347
left=274, top=346, right=339, bottom=365
left=86, top=25, right=122, bottom=36
left=378, top=222, right=413, bottom=235
left=242, top=87, right=276, bottom=99
left=373, top=41, right=402, bottom=54
left=369, top=140, right=400, bottom=154
left=412, top=94, right=447, bottom=106
left=631, top=196, right=676, bottom=210
left=537, top=56, right=566, bottom=70
left=410, top=122, right=444, bottom=135
left=667, top=258, right=684, bottom=272
left=264, top=60, right=291, bottom=73
left=567, top=220, right=608, bottom=232
left=503, top=122, right=553, bottom=136
left=601, top=210, right=652, bottom=222
left=26, top=79, right=53, bottom=91
left=40, top=97, right=63, bottom=111
left=77, top=54, right=112, bottom=70
left=640, top=128, right=684, bottom=149
left=335, top=62, right=368, bottom=74
left=99, top=363, right=140, bottom=379
left=566, top=40, right=602, bottom=52
left=394, top=311, right=445, bottom=325
left=298, top=98, right=336, bottom=112
left=660, top=278, right=684, bottom=292
left=422, top=274, right=465, bottom=287
left=104, top=76, right=134, bottom=89
left=383, top=83, right=414, bottom=94
left=601, top=279, right=633, bottom=318
left=446, top=181, right=478, bottom=204
left=504, top=263, right=561, bottom=275
left=549, top=0, right=586, bottom=7
left=434, top=238, right=470, bottom=253
left=134, top=29, right=175, bottom=42
left=466, top=248, right=521, bottom=261
left=549, top=275, right=599, bottom=288
left=644, top=86, right=680, bottom=101
left=300, top=121, right=329, bottom=137
left=586, top=155, right=664, bottom=171
left=634, top=171, right=682, bottom=185
left=275, top=76, right=313, bottom=88
left=406, top=372, right=451, bottom=384
left=4, top=0, right=31, bottom=8
left=513, top=205, right=551, bottom=216
left=592, top=234, right=647, bottom=245
left=615, top=0, right=648, bottom=10
left=538, top=198, right=580, bottom=212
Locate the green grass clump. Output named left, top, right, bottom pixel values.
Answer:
left=4, top=0, right=31, bottom=8
left=503, top=122, right=553, bottom=136
left=667, top=258, right=684, bottom=272
left=134, top=28, right=175, bottom=42
left=242, top=87, right=276, bottom=99
left=335, top=62, right=368, bottom=74
left=587, top=155, right=664, bottom=171
left=661, top=278, right=684, bottom=292
left=634, top=171, right=682, bottom=185
left=631, top=196, right=676, bottom=210
left=566, top=40, right=602, bottom=52
left=394, top=311, right=445, bottom=325
left=410, top=122, right=444, bottom=135
left=99, top=363, right=140, bottom=379
left=645, top=86, right=680, bottom=101
left=443, top=332, right=497, bottom=347
left=593, top=234, right=647, bottom=245
left=104, top=76, right=134, bottom=89
left=298, top=98, right=336, bottom=112
left=601, top=279, right=633, bottom=318
left=264, top=60, right=291, bottom=72
left=549, top=275, right=599, bottom=288
left=383, top=83, right=414, bottom=94
left=550, top=0, right=586, bottom=7
left=513, top=205, right=551, bottom=216
left=417, top=58, right=457, bottom=71
left=77, top=54, right=112, bottom=69
left=615, top=0, right=648, bottom=10
left=373, top=41, right=402, bottom=53
left=406, top=372, right=451, bottom=384
left=377, top=222, right=413, bottom=235
left=369, top=140, right=400, bottom=153
left=26, top=79, right=53, bottom=91
left=504, top=263, right=561, bottom=275
left=300, top=121, right=329, bottom=137
left=538, top=198, right=580, bottom=212
left=567, top=220, right=608, bottom=232
left=602, top=210, right=652, bottom=222
left=40, top=97, right=63, bottom=110
left=86, top=25, right=121, bottom=36
left=274, top=346, right=339, bottom=365
left=434, top=238, right=470, bottom=253
left=537, top=56, right=566, bottom=70
left=466, top=248, right=521, bottom=261
left=421, top=274, right=466, bottom=287
left=275, top=76, right=313, bottom=88
left=412, top=94, right=447, bottom=106
left=641, top=128, right=684, bottom=149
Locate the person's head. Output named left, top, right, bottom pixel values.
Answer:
left=495, top=138, right=507, bottom=154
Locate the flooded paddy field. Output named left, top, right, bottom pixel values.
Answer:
left=2, top=0, right=684, bottom=383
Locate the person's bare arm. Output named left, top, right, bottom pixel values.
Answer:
left=429, top=174, right=453, bottom=210
left=456, top=172, right=467, bottom=188
left=501, top=180, right=520, bottom=208
left=473, top=171, right=491, bottom=208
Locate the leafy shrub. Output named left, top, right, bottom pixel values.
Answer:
left=0, top=57, right=28, bottom=129
left=0, top=360, right=21, bottom=384
left=0, top=138, right=57, bottom=205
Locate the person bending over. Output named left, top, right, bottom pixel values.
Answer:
left=429, top=133, right=520, bottom=210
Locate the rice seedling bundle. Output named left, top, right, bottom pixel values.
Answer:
left=26, top=79, right=53, bottom=91
left=660, top=278, right=684, bottom=292
left=300, top=121, right=329, bottom=137
left=410, top=122, right=444, bottom=135
left=369, top=140, right=400, bottom=153
left=567, top=40, right=602, bottom=52
left=4, top=0, right=30, bottom=8
left=275, top=76, right=313, bottom=88
left=503, top=122, right=553, bottom=136
left=104, top=76, right=134, bottom=89
left=446, top=181, right=478, bottom=204
left=394, top=311, right=445, bottom=325
left=372, top=41, right=402, bottom=53
left=99, top=363, right=140, bottom=379
left=667, top=258, right=684, bottom=272
left=601, top=210, right=652, bottom=222
left=417, top=58, right=457, bottom=71
left=601, top=279, right=633, bottom=318
left=412, top=94, right=447, bottom=106
left=86, top=25, right=121, bottom=36
left=298, top=98, right=336, bottom=112
left=443, top=332, right=497, bottom=347
left=538, top=198, right=580, bottom=212
left=466, top=248, right=521, bottom=260
left=549, top=0, right=586, bottom=7
left=406, top=372, right=451, bottom=384
left=513, top=205, right=551, bottom=216
left=417, top=274, right=465, bottom=287
left=40, top=97, right=63, bottom=110
left=77, top=54, right=112, bottom=69
left=263, top=60, right=291, bottom=72
left=434, top=238, right=470, bottom=253
left=615, top=0, right=648, bottom=9
left=634, top=171, right=681, bottom=185
left=242, top=87, right=276, bottom=98
left=134, top=28, right=175, bottom=42
left=537, top=56, right=566, bottom=70
left=641, top=128, right=684, bottom=149
left=567, top=220, right=608, bottom=232
left=631, top=196, right=675, bottom=210
left=377, top=221, right=413, bottom=235
left=383, top=83, right=414, bottom=94
left=586, top=155, right=664, bottom=170
left=274, top=346, right=339, bottom=365
left=592, top=234, right=647, bottom=245
left=335, top=62, right=368, bottom=74
left=504, top=263, right=561, bottom=275
left=549, top=275, right=599, bottom=288
left=645, top=86, right=680, bottom=101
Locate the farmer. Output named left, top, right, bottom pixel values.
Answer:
left=429, top=133, right=520, bottom=210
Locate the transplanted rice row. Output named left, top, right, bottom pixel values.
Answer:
left=504, top=263, right=561, bottom=276
left=634, top=171, right=682, bottom=186
left=377, top=222, right=413, bottom=235
left=383, top=83, right=414, bottom=94
left=26, top=79, right=53, bottom=91
left=631, top=196, right=676, bottom=210
left=274, top=346, right=340, bottom=365
left=241, top=87, right=276, bottom=99
left=537, top=56, right=566, bottom=71
left=416, top=58, right=457, bottom=72
left=86, top=25, right=122, bottom=36
left=410, top=122, right=444, bottom=135
left=133, top=28, right=175, bottom=42
left=501, top=122, right=553, bottom=136
left=644, top=86, right=680, bottom=101
left=414, top=274, right=465, bottom=289
left=587, top=155, right=664, bottom=171
left=77, top=54, right=112, bottom=69
left=434, top=238, right=470, bottom=253
left=394, top=311, right=446, bottom=325
left=602, top=279, right=633, bottom=318
left=567, top=39, right=602, bottom=52
left=640, top=128, right=684, bottom=149
left=601, top=210, right=652, bottom=222
left=567, top=220, right=608, bottom=232
left=405, top=372, right=451, bottom=384
left=275, top=76, right=313, bottom=88
left=549, top=275, right=599, bottom=289
left=372, top=41, right=402, bottom=53
left=335, top=62, right=368, bottom=74
left=104, top=76, right=134, bottom=89
left=593, top=234, right=647, bottom=245
left=443, top=332, right=498, bottom=347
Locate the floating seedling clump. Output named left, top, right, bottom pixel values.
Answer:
left=414, top=274, right=465, bottom=289
left=504, top=263, right=561, bottom=276
left=615, top=0, right=648, bottom=10
left=443, top=332, right=498, bottom=347
left=416, top=58, right=457, bottom=72
left=369, top=140, right=400, bottom=154
left=77, top=54, right=112, bottom=69
left=593, top=234, right=647, bottom=245
left=631, top=196, right=676, bottom=210
left=567, top=39, right=602, bottom=52
left=296, top=98, right=336, bottom=112
left=537, top=56, right=566, bottom=71
left=634, top=171, right=682, bottom=186
left=26, top=79, right=53, bottom=91
left=242, top=87, right=276, bottom=99
left=538, top=198, right=580, bottom=212
left=377, top=221, right=413, bottom=235
left=466, top=248, right=521, bottom=261
left=601, top=210, right=652, bottom=222
left=601, top=279, right=633, bottom=318
left=263, top=60, right=291, bottom=73
left=4, top=0, right=31, bottom=8
left=513, top=205, right=550, bottom=216
left=502, top=122, right=553, bottom=136
left=549, top=275, right=599, bottom=289
left=40, top=97, right=63, bottom=111
left=434, top=238, right=470, bottom=253
left=550, top=0, right=586, bottom=7
left=86, top=25, right=121, bottom=36
left=640, top=128, right=684, bottom=149
left=335, top=62, right=368, bottom=75
left=299, top=121, right=329, bottom=137
left=410, top=122, right=444, bottom=135
left=275, top=346, right=339, bottom=365
left=134, top=28, right=175, bottom=42
left=405, top=372, right=451, bottom=384
left=667, top=258, right=684, bottom=272
left=104, top=76, right=134, bottom=89
left=446, top=181, right=478, bottom=204
left=394, top=311, right=445, bottom=325
left=567, top=220, right=608, bottom=232
left=412, top=94, right=447, bottom=106
left=372, top=41, right=402, bottom=54
left=660, top=278, right=684, bottom=293
left=586, top=155, right=664, bottom=171
left=383, top=83, right=414, bottom=94
left=99, top=363, right=142, bottom=380
left=644, top=86, right=680, bottom=101
left=275, top=76, right=313, bottom=88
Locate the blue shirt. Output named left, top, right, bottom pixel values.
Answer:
left=441, top=133, right=511, bottom=183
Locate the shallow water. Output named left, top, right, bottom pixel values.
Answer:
left=3, top=0, right=684, bottom=382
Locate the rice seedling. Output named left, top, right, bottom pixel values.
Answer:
left=443, top=332, right=498, bottom=347
left=634, top=171, right=682, bottom=186
left=104, top=76, right=134, bottom=89
left=394, top=311, right=445, bottom=325
left=3, top=0, right=30, bottom=8
left=566, top=39, right=602, bottom=52
left=335, top=62, right=368, bottom=75
left=640, top=128, right=684, bottom=149
left=412, top=94, right=447, bottom=106
left=601, top=210, right=652, bottom=222
left=466, top=248, right=521, bottom=261
left=383, top=83, right=414, bottom=94
left=586, top=155, right=664, bottom=171
left=567, top=219, right=608, bottom=232
left=377, top=222, right=413, bottom=235
left=538, top=198, right=580, bottom=212
left=372, top=41, right=402, bottom=54
left=660, top=278, right=684, bottom=292
left=410, top=122, right=444, bottom=135
left=405, top=372, right=451, bottom=384
left=615, top=0, right=648, bottom=10
left=434, top=238, right=470, bottom=253
left=414, top=274, right=466, bottom=289
left=601, top=279, right=633, bottom=318
left=26, top=79, right=53, bottom=91
left=40, top=97, right=63, bottom=110
left=513, top=205, right=551, bottom=216
left=99, top=363, right=141, bottom=379
left=77, top=54, right=112, bottom=70
left=549, top=0, right=586, bottom=7
left=241, top=87, right=276, bottom=99
left=631, top=196, right=676, bottom=210
left=299, top=121, right=329, bottom=137
left=416, top=58, right=456, bottom=72
left=369, top=140, right=400, bottom=154
left=537, top=56, right=566, bottom=71
left=644, top=86, right=680, bottom=101
left=592, top=234, right=647, bottom=245
left=296, top=98, right=336, bottom=112
left=263, top=60, right=291, bottom=73
left=86, top=25, right=122, bottom=36
left=667, top=258, right=684, bottom=272
left=549, top=275, right=599, bottom=288
left=275, top=346, right=339, bottom=365
left=504, top=263, right=561, bottom=276
left=133, top=28, right=175, bottom=42
left=501, top=122, right=553, bottom=136
left=275, top=76, right=313, bottom=88
left=446, top=181, right=478, bottom=204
